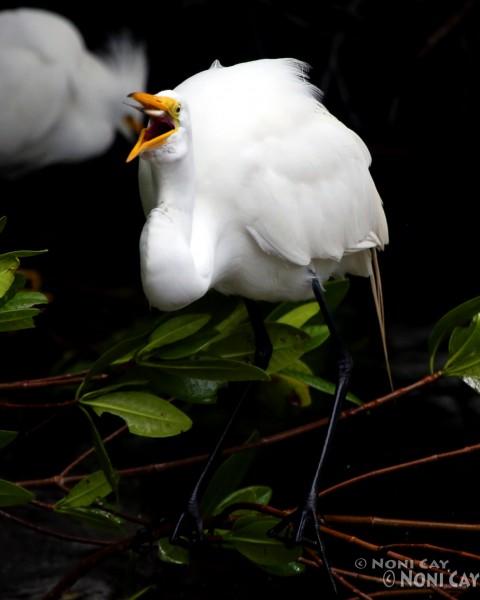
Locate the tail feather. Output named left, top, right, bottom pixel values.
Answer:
left=370, top=248, right=393, bottom=390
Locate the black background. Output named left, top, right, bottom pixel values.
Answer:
left=1, top=1, right=479, bottom=598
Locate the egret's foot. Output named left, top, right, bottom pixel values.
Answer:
left=170, top=499, right=205, bottom=548
left=269, top=499, right=338, bottom=594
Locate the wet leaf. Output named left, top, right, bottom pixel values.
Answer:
left=0, top=479, right=34, bottom=507
left=444, top=314, right=480, bottom=377
left=82, top=391, right=192, bottom=437
left=201, top=435, right=258, bottom=516
left=429, top=297, right=480, bottom=372
left=80, top=407, right=119, bottom=494
left=212, top=485, right=272, bottom=516
left=138, top=357, right=269, bottom=382
left=0, top=429, right=17, bottom=449
left=225, top=515, right=301, bottom=567
left=56, top=506, right=124, bottom=532
left=77, top=331, right=151, bottom=398
left=55, top=471, right=112, bottom=509
left=158, top=537, right=190, bottom=565
left=281, top=368, right=361, bottom=405
left=0, top=255, right=19, bottom=298
left=207, top=323, right=308, bottom=373
left=139, top=314, right=211, bottom=357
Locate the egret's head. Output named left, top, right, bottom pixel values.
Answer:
left=126, top=91, right=189, bottom=163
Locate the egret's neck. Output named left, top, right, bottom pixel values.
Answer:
left=140, top=153, right=213, bottom=311
left=151, top=152, right=196, bottom=239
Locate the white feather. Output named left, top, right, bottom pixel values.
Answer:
left=135, top=58, right=388, bottom=310
left=0, top=8, right=147, bottom=173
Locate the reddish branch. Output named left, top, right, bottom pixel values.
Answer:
left=16, top=372, right=443, bottom=488
left=0, top=509, right=112, bottom=546
left=325, top=515, right=480, bottom=533
left=319, top=441, right=480, bottom=499
left=0, top=371, right=107, bottom=391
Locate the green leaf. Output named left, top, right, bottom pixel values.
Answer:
left=443, top=314, right=480, bottom=378
left=429, top=297, right=480, bottom=372
left=277, top=302, right=319, bottom=328
left=138, top=357, right=269, bottom=382
left=82, top=391, right=192, bottom=438
left=212, top=485, right=272, bottom=516
left=0, top=430, right=17, bottom=449
left=56, top=506, right=124, bottom=532
left=281, top=368, right=361, bottom=405
left=259, top=562, right=306, bottom=576
left=207, top=323, right=309, bottom=373
left=155, top=330, right=221, bottom=359
left=157, top=537, right=190, bottom=565
left=0, top=255, right=19, bottom=298
left=77, top=331, right=150, bottom=398
left=139, top=314, right=211, bottom=357
left=0, top=290, right=48, bottom=311
left=0, top=479, right=34, bottom=507
left=225, top=515, right=301, bottom=567
left=215, top=302, right=248, bottom=333
left=0, top=249, right=48, bottom=259
left=0, top=290, right=48, bottom=332
left=267, top=279, right=350, bottom=322
left=55, top=471, right=112, bottom=509
left=201, top=435, right=258, bottom=516
left=124, top=587, right=154, bottom=600
left=144, top=369, right=221, bottom=404
left=0, top=216, right=6, bottom=235
left=302, top=325, right=330, bottom=353
left=80, top=407, right=119, bottom=495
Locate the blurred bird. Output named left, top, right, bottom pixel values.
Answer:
left=127, top=58, right=389, bottom=588
left=0, top=8, right=147, bottom=175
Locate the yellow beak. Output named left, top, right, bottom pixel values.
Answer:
left=126, top=93, right=180, bottom=163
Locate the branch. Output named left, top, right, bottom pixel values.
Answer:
left=0, top=509, right=112, bottom=546
left=0, top=371, right=107, bottom=391
left=0, top=399, right=78, bottom=409
left=319, top=441, right=480, bottom=499
left=326, top=514, right=480, bottom=533
left=41, top=521, right=170, bottom=600
left=18, top=372, right=442, bottom=488
left=60, top=424, right=128, bottom=478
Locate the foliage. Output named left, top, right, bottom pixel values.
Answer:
left=0, top=216, right=48, bottom=332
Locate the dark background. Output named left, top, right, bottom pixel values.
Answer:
left=1, top=1, right=479, bottom=598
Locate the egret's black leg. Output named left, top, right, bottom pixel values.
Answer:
left=270, top=276, right=353, bottom=594
left=170, top=300, right=272, bottom=546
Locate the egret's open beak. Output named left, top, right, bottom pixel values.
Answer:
left=126, top=93, right=180, bottom=162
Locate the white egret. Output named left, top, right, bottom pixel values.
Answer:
left=0, top=8, right=147, bottom=175
left=127, top=58, right=388, bottom=586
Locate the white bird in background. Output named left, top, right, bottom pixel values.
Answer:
left=0, top=8, right=147, bottom=175
left=127, top=58, right=388, bottom=588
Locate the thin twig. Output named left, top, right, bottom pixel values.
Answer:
left=0, top=399, right=78, bottom=409
left=324, top=515, right=480, bottom=533
left=319, top=441, right=480, bottom=499
left=0, top=371, right=107, bottom=390
left=418, top=0, right=475, bottom=58
left=334, top=571, right=373, bottom=599
left=0, top=509, right=112, bottom=546
left=41, top=522, right=170, bottom=600
left=381, top=543, right=480, bottom=563
left=60, top=424, right=128, bottom=477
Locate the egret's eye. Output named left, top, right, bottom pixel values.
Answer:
left=175, top=105, right=181, bottom=114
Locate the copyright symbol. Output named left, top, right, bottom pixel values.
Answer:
left=383, top=570, right=395, bottom=588
left=355, top=558, right=367, bottom=570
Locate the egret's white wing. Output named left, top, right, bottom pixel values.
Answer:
left=176, top=58, right=387, bottom=266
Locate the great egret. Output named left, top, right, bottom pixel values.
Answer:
left=127, top=58, right=388, bottom=584
left=0, top=8, right=147, bottom=175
